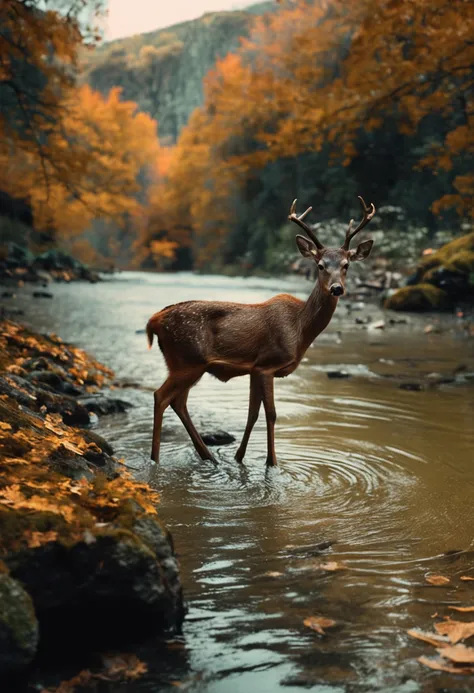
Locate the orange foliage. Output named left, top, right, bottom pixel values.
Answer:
left=0, top=1, right=162, bottom=251
left=145, top=0, right=474, bottom=262
left=0, top=85, right=160, bottom=239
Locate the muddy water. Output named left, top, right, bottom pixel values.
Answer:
left=15, top=272, right=474, bottom=692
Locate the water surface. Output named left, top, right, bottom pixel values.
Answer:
left=15, top=272, right=474, bottom=692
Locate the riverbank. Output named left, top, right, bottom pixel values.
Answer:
left=0, top=319, right=183, bottom=685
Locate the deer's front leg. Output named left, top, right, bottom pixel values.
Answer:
left=235, top=372, right=262, bottom=463
left=261, top=375, right=277, bottom=467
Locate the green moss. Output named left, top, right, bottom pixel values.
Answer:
left=385, top=284, right=450, bottom=311
left=0, top=573, right=38, bottom=657
left=419, top=232, right=474, bottom=274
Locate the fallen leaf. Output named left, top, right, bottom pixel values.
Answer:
left=320, top=561, right=347, bottom=571
left=437, top=644, right=474, bottom=664
left=61, top=440, right=83, bottom=455
left=450, top=606, right=474, bottom=613
left=434, top=620, right=474, bottom=644
left=407, top=629, right=449, bottom=648
left=418, top=655, right=474, bottom=674
left=265, top=571, right=284, bottom=578
left=461, top=576, right=474, bottom=582
left=304, top=616, right=336, bottom=635
left=0, top=421, right=12, bottom=431
left=425, top=575, right=450, bottom=586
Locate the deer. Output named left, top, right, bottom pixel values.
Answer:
left=146, top=196, right=376, bottom=466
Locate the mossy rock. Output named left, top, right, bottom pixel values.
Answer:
left=385, top=284, right=450, bottom=311
left=0, top=573, right=39, bottom=676
left=419, top=232, right=474, bottom=274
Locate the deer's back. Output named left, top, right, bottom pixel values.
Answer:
left=153, top=296, right=303, bottom=374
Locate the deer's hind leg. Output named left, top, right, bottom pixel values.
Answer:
left=151, top=367, right=204, bottom=463
left=171, top=387, right=217, bottom=463
left=235, top=372, right=262, bottom=463
left=261, top=375, right=277, bottom=467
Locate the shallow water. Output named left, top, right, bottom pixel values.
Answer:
left=14, top=272, right=474, bottom=692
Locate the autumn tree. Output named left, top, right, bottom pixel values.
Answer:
left=144, top=0, right=473, bottom=271
left=0, top=0, right=171, bottom=264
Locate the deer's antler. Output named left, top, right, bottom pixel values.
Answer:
left=288, top=199, right=324, bottom=250
left=342, top=196, right=376, bottom=250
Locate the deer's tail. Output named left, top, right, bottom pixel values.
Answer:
left=146, top=315, right=158, bottom=350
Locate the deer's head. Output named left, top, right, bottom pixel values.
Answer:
left=289, top=196, right=375, bottom=297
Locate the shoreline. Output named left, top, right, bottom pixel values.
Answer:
left=0, top=319, right=183, bottom=685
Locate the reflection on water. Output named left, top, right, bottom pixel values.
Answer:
left=15, top=272, right=474, bottom=692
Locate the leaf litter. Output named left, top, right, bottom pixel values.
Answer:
left=409, top=583, right=474, bottom=675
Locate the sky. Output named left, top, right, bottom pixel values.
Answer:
left=105, top=0, right=259, bottom=41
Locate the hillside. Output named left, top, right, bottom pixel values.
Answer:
left=81, top=2, right=275, bottom=143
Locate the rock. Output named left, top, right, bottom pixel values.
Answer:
left=78, top=394, right=133, bottom=416
left=4, top=529, right=183, bottom=649
left=0, top=374, right=91, bottom=426
left=386, top=232, right=474, bottom=311
left=201, top=430, right=236, bottom=446
left=327, top=370, right=350, bottom=379
left=399, top=382, right=424, bottom=391
left=0, top=572, right=39, bottom=678
left=82, top=429, right=114, bottom=456
left=368, top=320, right=385, bottom=330
left=27, top=370, right=83, bottom=397
left=32, top=291, right=53, bottom=299
left=385, top=284, right=450, bottom=311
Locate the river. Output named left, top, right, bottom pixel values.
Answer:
left=13, top=272, right=474, bottom=692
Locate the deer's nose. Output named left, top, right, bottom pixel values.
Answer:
left=330, top=284, right=344, bottom=297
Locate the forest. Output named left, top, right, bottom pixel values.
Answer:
left=1, top=0, right=473, bottom=281
left=1, top=2, right=474, bottom=690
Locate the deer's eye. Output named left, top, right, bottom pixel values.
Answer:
left=342, top=263, right=349, bottom=272
left=318, top=263, right=325, bottom=271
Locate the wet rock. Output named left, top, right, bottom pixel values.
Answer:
left=368, top=320, right=385, bottom=330
left=27, top=370, right=83, bottom=397
left=201, top=430, right=236, bottom=446
left=4, top=529, right=183, bottom=650
left=82, top=429, right=114, bottom=456
left=327, top=370, right=350, bottom=379
left=78, top=394, right=133, bottom=416
left=32, top=291, right=53, bottom=299
left=399, top=382, right=424, bottom=391
left=0, top=374, right=91, bottom=426
left=0, top=572, right=39, bottom=677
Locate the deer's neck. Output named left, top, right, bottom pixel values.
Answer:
left=299, top=280, right=338, bottom=352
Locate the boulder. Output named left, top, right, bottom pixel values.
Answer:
left=386, top=232, right=474, bottom=311
left=0, top=572, right=39, bottom=678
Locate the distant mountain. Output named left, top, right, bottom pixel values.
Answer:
left=82, top=2, right=275, bottom=142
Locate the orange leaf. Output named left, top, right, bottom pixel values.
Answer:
left=434, top=620, right=474, bottom=644
left=450, top=607, right=474, bottom=613
left=425, top=575, right=450, bottom=586
left=407, top=629, right=449, bottom=648
left=320, top=561, right=347, bottom=571
left=437, top=644, right=474, bottom=664
left=303, top=616, right=336, bottom=635
left=418, top=655, right=474, bottom=674
left=461, top=576, right=474, bottom=582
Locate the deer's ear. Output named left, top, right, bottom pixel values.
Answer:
left=349, top=239, right=373, bottom=262
left=296, top=234, right=319, bottom=259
